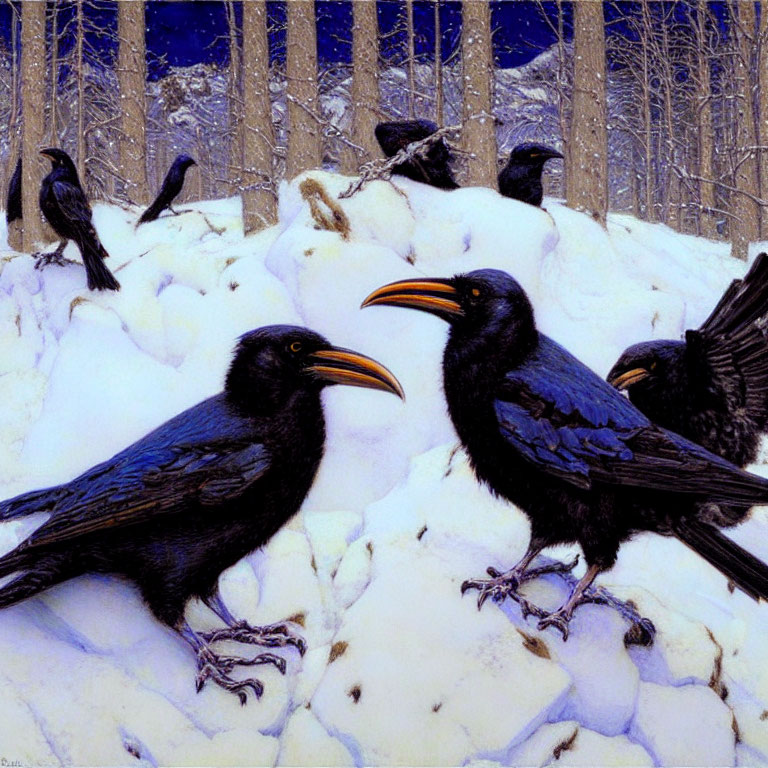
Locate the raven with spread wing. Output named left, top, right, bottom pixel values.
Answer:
left=608, top=253, right=768, bottom=471
left=363, top=269, right=768, bottom=639
left=38, top=148, right=120, bottom=291
left=0, top=325, right=403, bottom=702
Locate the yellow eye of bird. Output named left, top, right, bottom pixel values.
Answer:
left=471, top=288, right=481, bottom=297
left=290, top=341, right=302, bottom=353
left=650, top=361, right=657, bottom=370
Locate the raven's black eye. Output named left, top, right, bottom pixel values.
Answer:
left=289, top=341, right=302, bottom=353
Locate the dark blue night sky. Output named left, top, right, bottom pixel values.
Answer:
left=0, top=1, right=571, bottom=80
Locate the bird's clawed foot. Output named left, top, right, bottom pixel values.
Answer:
left=195, top=645, right=273, bottom=705
left=200, top=620, right=307, bottom=657
left=33, top=246, right=69, bottom=270
left=460, top=556, right=579, bottom=617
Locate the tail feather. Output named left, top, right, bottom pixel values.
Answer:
left=700, top=252, right=768, bottom=337
left=674, top=518, right=768, bottom=601
left=138, top=197, right=164, bottom=225
left=81, top=240, right=120, bottom=291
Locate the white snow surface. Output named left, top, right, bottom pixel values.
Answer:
left=1, top=172, right=767, bottom=766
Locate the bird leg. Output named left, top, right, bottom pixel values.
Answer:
left=461, top=543, right=579, bottom=619
left=34, top=240, right=72, bottom=269
left=538, top=566, right=656, bottom=646
left=179, top=621, right=284, bottom=706
left=200, top=591, right=307, bottom=656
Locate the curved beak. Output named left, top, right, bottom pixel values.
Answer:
left=361, top=278, right=463, bottom=321
left=307, top=347, right=404, bottom=400
left=546, top=149, right=564, bottom=160
left=607, top=367, right=650, bottom=391
left=40, top=149, right=56, bottom=161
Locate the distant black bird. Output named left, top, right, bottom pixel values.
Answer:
left=498, top=143, right=563, bottom=207
left=608, top=253, right=768, bottom=471
left=0, top=325, right=403, bottom=702
left=375, top=119, right=460, bottom=190
left=363, top=269, right=768, bottom=639
left=39, top=148, right=120, bottom=292
left=138, top=154, right=197, bottom=225
left=6, top=157, right=21, bottom=226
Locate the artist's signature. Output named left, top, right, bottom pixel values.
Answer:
left=1, top=759, right=22, bottom=767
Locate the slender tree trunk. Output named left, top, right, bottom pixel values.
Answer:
left=758, top=0, right=768, bottom=237
left=75, top=0, right=86, bottom=185
left=461, top=0, right=496, bottom=188
left=405, top=0, right=415, bottom=118
left=118, top=0, right=148, bottom=204
left=555, top=0, right=569, bottom=200
left=731, top=0, right=759, bottom=260
left=8, top=6, right=22, bottom=251
left=285, top=0, right=321, bottom=178
left=242, top=0, right=276, bottom=233
left=341, top=0, right=379, bottom=173
left=660, top=13, right=679, bottom=229
left=20, top=0, right=48, bottom=251
left=434, top=0, right=443, bottom=125
left=567, top=0, right=608, bottom=225
left=640, top=0, right=655, bottom=222
left=49, top=1, right=59, bottom=145
left=227, top=0, right=243, bottom=195
left=697, top=0, right=717, bottom=238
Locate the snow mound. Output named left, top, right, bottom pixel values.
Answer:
left=0, top=172, right=766, bottom=765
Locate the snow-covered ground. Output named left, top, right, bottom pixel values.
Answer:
left=1, top=173, right=767, bottom=766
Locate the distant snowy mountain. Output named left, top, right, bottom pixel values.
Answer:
left=0, top=170, right=766, bottom=765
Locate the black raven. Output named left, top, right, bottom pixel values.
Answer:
left=498, top=143, right=563, bottom=207
left=6, top=157, right=21, bottom=225
left=608, top=252, right=768, bottom=471
left=363, top=269, right=768, bottom=639
left=39, top=148, right=120, bottom=292
left=138, top=154, right=197, bottom=225
left=0, top=325, right=403, bottom=702
left=374, top=119, right=460, bottom=190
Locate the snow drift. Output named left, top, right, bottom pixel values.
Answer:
left=0, top=172, right=766, bottom=766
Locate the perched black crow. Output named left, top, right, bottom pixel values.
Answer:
left=363, top=269, right=768, bottom=639
left=6, top=157, right=21, bottom=225
left=0, top=325, right=403, bottom=702
left=38, top=148, right=120, bottom=292
left=498, top=143, right=563, bottom=207
left=138, top=154, right=197, bottom=225
left=608, top=253, right=768, bottom=471
left=374, top=119, right=460, bottom=190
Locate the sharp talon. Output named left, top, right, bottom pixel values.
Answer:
left=477, top=592, right=488, bottom=610
left=460, top=579, right=472, bottom=595
left=486, top=566, right=501, bottom=578
left=238, top=692, right=247, bottom=706
left=295, top=637, right=308, bottom=657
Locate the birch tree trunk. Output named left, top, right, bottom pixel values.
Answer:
left=20, top=0, right=48, bottom=251
left=730, top=0, right=759, bottom=260
left=242, top=0, right=277, bottom=233
left=118, top=0, right=148, bottom=204
left=341, top=0, right=379, bottom=173
left=286, top=0, right=321, bottom=178
left=567, top=0, right=608, bottom=226
left=461, top=0, right=496, bottom=188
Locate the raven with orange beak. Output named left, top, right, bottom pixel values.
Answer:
left=0, top=325, right=402, bottom=702
left=363, top=269, right=768, bottom=639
